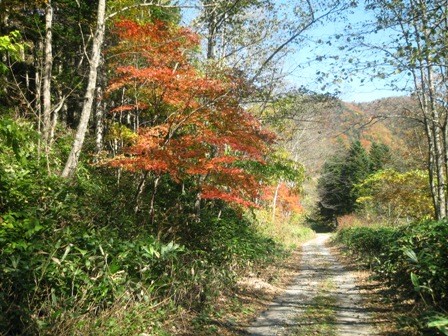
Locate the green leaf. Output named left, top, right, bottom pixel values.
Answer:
left=410, top=272, right=420, bottom=291
left=108, top=262, right=121, bottom=274
left=75, top=247, right=88, bottom=256
left=428, top=316, right=448, bottom=336
left=404, top=248, right=418, bottom=263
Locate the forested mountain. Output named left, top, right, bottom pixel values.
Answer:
left=262, top=93, right=425, bottom=223
left=297, top=96, right=428, bottom=220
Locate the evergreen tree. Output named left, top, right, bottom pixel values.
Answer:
left=369, top=142, right=391, bottom=172
left=317, top=139, right=371, bottom=220
left=317, top=151, right=345, bottom=220
left=341, top=140, right=371, bottom=213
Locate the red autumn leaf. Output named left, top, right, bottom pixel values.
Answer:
left=105, top=19, right=275, bottom=208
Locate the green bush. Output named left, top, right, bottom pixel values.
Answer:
left=0, top=117, right=288, bottom=334
left=334, top=220, right=448, bottom=334
left=379, top=221, right=448, bottom=304
left=335, top=221, right=448, bottom=304
left=0, top=221, right=184, bottom=332
left=335, top=226, right=399, bottom=262
left=1, top=201, right=283, bottom=334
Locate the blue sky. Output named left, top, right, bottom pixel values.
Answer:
left=181, top=1, right=411, bottom=103
left=282, top=2, right=411, bottom=102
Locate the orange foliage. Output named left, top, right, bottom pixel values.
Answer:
left=261, top=183, right=303, bottom=214
left=106, top=19, right=274, bottom=207
left=359, top=138, right=371, bottom=149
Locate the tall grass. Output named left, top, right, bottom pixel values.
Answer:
left=253, top=210, right=315, bottom=249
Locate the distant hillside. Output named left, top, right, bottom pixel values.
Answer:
left=283, top=95, right=425, bottom=176
left=356, top=97, right=426, bottom=169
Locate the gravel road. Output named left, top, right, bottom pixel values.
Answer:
left=247, top=233, right=378, bottom=336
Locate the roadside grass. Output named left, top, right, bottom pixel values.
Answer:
left=66, top=299, right=176, bottom=336
left=253, top=210, right=315, bottom=248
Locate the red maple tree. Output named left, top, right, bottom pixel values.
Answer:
left=106, top=19, right=274, bottom=207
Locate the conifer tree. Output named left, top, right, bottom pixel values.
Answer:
left=317, top=139, right=371, bottom=220
left=341, top=140, right=371, bottom=213
left=369, top=142, right=390, bottom=172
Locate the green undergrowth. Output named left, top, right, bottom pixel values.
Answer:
left=254, top=210, right=315, bottom=249
left=0, top=197, right=286, bottom=335
left=0, top=117, right=292, bottom=335
left=334, top=220, right=448, bottom=335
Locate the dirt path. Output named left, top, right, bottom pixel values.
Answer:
left=247, top=233, right=378, bottom=336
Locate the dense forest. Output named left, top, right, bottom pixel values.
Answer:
left=0, top=0, right=447, bottom=335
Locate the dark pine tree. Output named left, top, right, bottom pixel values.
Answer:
left=317, top=139, right=371, bottom=222
left=369, top=142, right=391, bottom=172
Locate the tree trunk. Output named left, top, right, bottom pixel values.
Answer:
left=95, top=54, right=107, bottom=157
left=443, top=124, right=448, bottom=213
left=134, top=171, right=148, bottom=214
left=420, top=4, right=447, bottom=218
left=272, top=182, right=281, bottom=224
left=61, top=0, right=106, bottom=178
left=409, top=4, right=446, bottom=219
left=95, top=85, right=105, bottom=156
left=205, top=7, right=217, bottom=60
left=35, top=51, right=42, bottom=162
left=150, top=175, right=161, bottom=228
left=424, top=118, right=439, bottom=217
left=430, top=107, right=446, bottom=219
left=42, top=1, right=53, bottom=149
left=423, top=11, right=446, bottom=217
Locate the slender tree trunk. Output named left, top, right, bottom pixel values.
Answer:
left=219, top=13, right=228, bottom=59
left=35, top=51, right=42, bottom=162
left=95, top=85, right=105, bottom=156
left=134, top=171, right=149, bottom=214
left=42, top=1, right=53, bottom=148
left=424, top=117, right=439, bottom=216
left=272, top=182, right=281, bottom=224
left=443, top=123, right=448, bottom=213
left=430, top=110, right=446, bottom=219
left=409, top=4, right=444, bottom=219
left=420, top=0, right=447, bottom=218
left=49, top=91, right=67, bottom=148
left=425, top=56, right=447, bottom=218
left=194, top=192, right=202, bottom=221
left=194, top=177, right=205, bottom=223
left=61, top=0, right=106, bottom=178
left=206, top=10, right=216, bottom=60
left=150, top=176, right=161, bottom=228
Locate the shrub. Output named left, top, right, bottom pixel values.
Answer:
left=0, top=117, right=290, bottom=334
left=379, top=220, right=448, bottom=304
left=334, top=220, right=448, bottom=334
left=335, top=225, right=399, bottom=263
